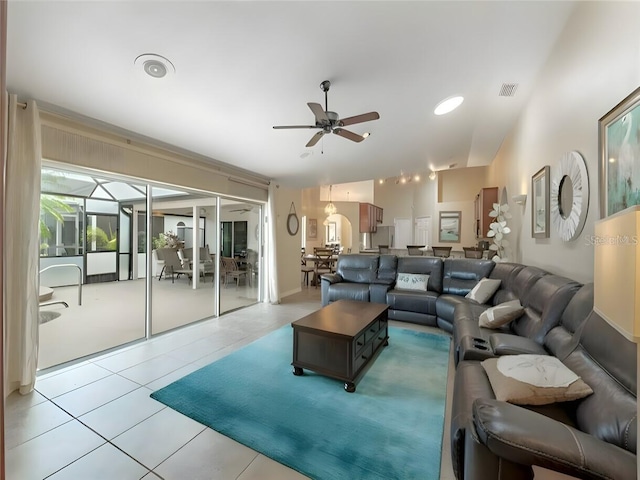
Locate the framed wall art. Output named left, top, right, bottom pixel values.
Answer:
left=532, top=166, right=550, bottom=238
left=307, top=218, right=317, bottom=239
left=438, top=211, right=461, bottom=243
left=599, top=85, right=640, bottom=217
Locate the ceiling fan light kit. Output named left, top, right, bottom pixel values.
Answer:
left=273, top=80, right=380, bottom=148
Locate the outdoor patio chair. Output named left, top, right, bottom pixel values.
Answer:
left=158, top=247, right=193, bottom=283
left=221, top=256, right=248, bottom=288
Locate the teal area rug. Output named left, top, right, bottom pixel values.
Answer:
left=151, top=326, right=450, bottom=479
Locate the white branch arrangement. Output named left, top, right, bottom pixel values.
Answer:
left=487, top=203, right=512, bottom=262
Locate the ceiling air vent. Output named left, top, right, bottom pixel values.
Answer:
left=499, top=83, right=518, bottom=97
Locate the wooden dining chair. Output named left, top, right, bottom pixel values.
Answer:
left=314, top=250, right=334, bottom=288
left=301, top=250, right=314, bottom=286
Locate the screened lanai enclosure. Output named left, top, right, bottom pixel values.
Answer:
left=38, top=165, right=263, bottom=369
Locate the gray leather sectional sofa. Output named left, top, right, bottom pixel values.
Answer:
left=320, top=254, right=637, bottom=480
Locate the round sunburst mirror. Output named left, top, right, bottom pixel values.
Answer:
left=550, top=151, right=589, bottom=241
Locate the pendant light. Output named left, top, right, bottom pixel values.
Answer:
left=324, top=185, right=337, bottom=215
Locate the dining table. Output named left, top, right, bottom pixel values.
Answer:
left=303, top=253, right=339, bottom=286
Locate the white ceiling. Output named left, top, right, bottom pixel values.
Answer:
left=6, top=1, right=576, bottom=188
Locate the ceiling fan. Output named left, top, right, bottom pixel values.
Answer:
left=273, top=80, right=380, bottom=148
left=229, top=206, right=253, bottom=214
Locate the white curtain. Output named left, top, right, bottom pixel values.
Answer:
left=265, top=182, right=280, bottom=304
left=5, top=96, right=41, bottom=396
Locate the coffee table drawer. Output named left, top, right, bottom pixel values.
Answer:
left=354, top=332, right=366, bottom=354
left=364, top=321, right=381, bottom=344
left=354, top=343, right=373, bottom=373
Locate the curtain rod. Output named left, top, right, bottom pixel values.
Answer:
left=17, top=101, right=27, bottom=109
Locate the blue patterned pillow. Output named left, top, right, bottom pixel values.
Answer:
left=396, top=273, right=429, bottom=291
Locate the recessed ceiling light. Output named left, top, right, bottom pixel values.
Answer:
left=134, top=53, right=176, bottom=79
left=362, top=132, right=370, bottom=138
left=434, top=96, right=464, bottom=115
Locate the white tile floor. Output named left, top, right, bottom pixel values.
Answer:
left=8, top=289, right=457, bottom=480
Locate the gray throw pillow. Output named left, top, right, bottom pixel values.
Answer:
left=465, top=278, right=501, bottom=304
left=479, top=300, right=524, bottom=328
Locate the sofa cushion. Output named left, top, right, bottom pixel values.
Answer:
left=562, top=311, right=637, bottom=453
left=511, top=265, right=548, bottom=305
left=376, top=254, right=398, bottom=283
left=478, top=300, right=523, bottom=328
left=386, top=289, right=438, bottom=315
left=466, top=278, right=502, bottom=304
left=442, top=258, right=496, bottom=296
left=396, top=256, right=443, bottom=293
left=512, top=275, right=581, bottom=344
left=481, top=355, right=593, bottom=405
left=435, top=294, right=474, bottom=329
left=396, top=273, right=429, bottom=291
left=544, top=283, right=594, bottom=358
left=487, top=263, right=525, bottom=306
left=334, top=254, right=379, bottom=284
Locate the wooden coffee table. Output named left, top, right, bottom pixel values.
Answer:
left=291, top=300, right=389, bottom=392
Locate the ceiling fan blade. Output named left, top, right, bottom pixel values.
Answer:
left=339, top=111, right=380, bottom=127
left=307, top=103, right=329, bottom=123
left=333, top=128, right=364, bottom=143
left=306, top=131, right=325, bottom=147
left=273, top=125, right=317, bottom=129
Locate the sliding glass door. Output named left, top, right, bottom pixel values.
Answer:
left=150, top=190, right=218, bottom=334
left=220, top=199, right=262, bottom=314
left=39, top=164, right=265, bottom=370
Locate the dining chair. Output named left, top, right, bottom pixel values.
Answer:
left=301, top=251, right=315, bottom=286
left=313, top=250, right=334, bottom=288
left=463, top=247, right=484, bottom=259
left=406, top=245, right=425, bottom=256
left=432, top=246, right=452, bottom=258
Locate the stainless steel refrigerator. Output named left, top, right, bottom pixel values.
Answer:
left=371, top=225, right=395, bottom=248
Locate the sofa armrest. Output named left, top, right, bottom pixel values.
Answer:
left=488, top=333, right=548, bottom=356
left=320, top=273, right=342, bottom=285
left=473, top=398, right=636, bottom=480
left=320, top=273, right=343, bottom=306
left=369, top=283, right=392, bottom=304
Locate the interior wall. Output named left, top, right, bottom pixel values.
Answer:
left=486, top=1, right=640, bottom=283
left=273, top=185, right=303, bottom=298
left=39, top=113, right=269, bottom=203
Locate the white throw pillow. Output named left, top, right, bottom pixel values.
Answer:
left=478, top=300, right=523, bottom=328
left=465, top=278, right=501, bottom=304
left=481, top=355, right=593, bottom=405
left=396, top=273, right=429, bottom=292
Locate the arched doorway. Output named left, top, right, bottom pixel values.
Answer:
left=324, top=213, right=352, bottom=253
